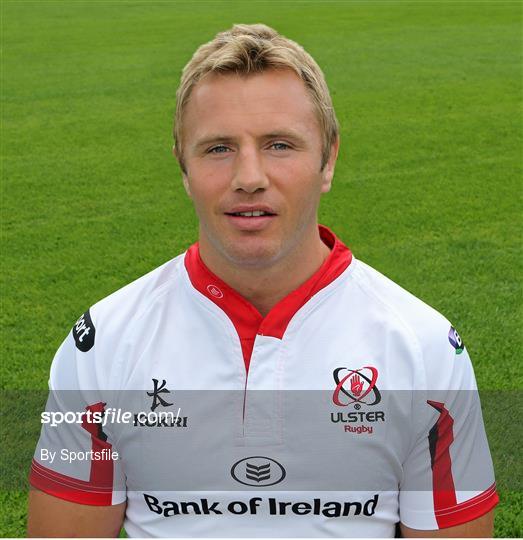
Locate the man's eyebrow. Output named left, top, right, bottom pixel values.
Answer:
left=262, top=130, right=308, bottom=144
left=193, top=135, right=235, bottom=150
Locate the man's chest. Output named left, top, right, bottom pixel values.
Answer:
left=109, top=300, right=420, bottom=496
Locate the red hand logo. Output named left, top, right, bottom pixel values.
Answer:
left=350, top=373, right=364, bottom=396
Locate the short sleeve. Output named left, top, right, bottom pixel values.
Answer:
left=399, top=325, right=499, bottom=529
left=29, top=310, right=126, bottom=506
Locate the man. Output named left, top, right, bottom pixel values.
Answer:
left=28, top=24, right=498, bottom=537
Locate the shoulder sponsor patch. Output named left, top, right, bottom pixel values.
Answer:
left=73, top=309, right=95, bottom=352
left=448, top=325, right=464, bottom=354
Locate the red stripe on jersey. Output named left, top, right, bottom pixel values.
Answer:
left=29, top=459, right=113, bottom=505
left=184, top=224, right=352, bottom=370
left=82, top=402, right=114, bottom=488
left=29, top=402, right=115, bottom=506
left=427, top=403, right=499, bottom=528
left=434, top=483, right=499, bottom=529
left=427, top=400, right=457, bottom=522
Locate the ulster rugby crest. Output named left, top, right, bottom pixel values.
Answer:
left=332, top=366, right=381, bottom=407
left=330, top=366, right=385, bottom=434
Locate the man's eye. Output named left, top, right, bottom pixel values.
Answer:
left=270, top=142, right=291, bottom=151
left=208, top=145, right=230, bottom=154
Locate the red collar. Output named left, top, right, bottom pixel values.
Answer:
left=184, top=225, right=352, bottom=371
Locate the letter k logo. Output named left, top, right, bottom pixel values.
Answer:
left=147, top=379, right=173, bottom=411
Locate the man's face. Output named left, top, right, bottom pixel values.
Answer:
left=179, top=69, right=338, bottom=268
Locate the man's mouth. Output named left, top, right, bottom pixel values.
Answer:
left=224, top=207, right=277, bottom=231
left=226, top=210, right=275, bottom=217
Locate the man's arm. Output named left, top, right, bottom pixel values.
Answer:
left=27, top=489, right=126, bottom=537
left=401, top=509, right=495, bottom=538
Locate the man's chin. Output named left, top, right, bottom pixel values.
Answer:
left=221, top=239, right=284, bottom=269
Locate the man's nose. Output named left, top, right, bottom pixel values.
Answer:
left=230, top=147, right=269, bottom=193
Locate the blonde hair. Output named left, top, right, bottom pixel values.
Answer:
left=174, top=23, right=339, bottom=173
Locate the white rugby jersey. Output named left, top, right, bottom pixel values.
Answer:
left=30, top=226, right=498, bottom=537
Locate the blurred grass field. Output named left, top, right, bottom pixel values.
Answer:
left=1, top=0, right=521, bottom=536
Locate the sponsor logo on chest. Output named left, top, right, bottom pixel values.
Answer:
left=144, top=493, right=380, bottom=518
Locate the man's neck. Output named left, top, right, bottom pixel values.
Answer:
left=198, top=227, right=331, bottom=317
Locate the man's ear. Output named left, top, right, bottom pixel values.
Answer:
left=173, top=144, right=191, bottom=198
left=320, top=136, right=340, bottom=194
left=182, top=173, right=191, bottom=198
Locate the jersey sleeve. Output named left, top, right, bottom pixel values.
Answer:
left=399, top=325, right=498, bottom=530
left=29, top=309, right=126, bottom=506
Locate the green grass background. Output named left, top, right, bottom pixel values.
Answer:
left=1, top=0, right=521, bottom=536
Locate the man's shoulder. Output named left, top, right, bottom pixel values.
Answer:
left=350, top=258, right=456, bottom=359
left=51, top=253, right=189, bottom=390
left=88, top=252, right=187, bottom=338
left=352, top=258, right=450, bottom=324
